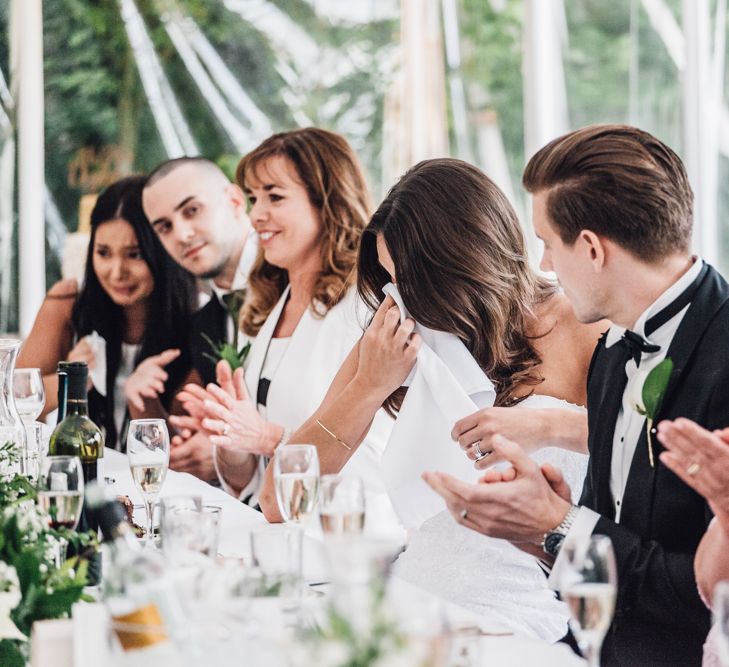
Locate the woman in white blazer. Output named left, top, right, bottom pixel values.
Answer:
left=173, top=128, right=398, bottom=533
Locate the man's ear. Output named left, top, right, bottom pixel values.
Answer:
left=225, top=182, right=248, bottom=213
left=578, top=229, right=608, bottom=272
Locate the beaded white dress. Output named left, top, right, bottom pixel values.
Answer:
left=392, top=396, right=588, bottom=643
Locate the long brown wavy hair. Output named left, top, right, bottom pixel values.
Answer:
left=358, top=158, right=556, bottom=415
left=237, top=128, right=372, bottom=335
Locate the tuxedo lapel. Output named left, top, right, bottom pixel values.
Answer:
left=585, top=334, right=627, bottom=518
left=620, top=264, right=729, bottom=523
left=191, top=296, right=228, bottom=385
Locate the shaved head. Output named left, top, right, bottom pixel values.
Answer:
left=146, top=156, right=229, bottom=189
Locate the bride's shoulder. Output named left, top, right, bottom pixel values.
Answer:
left=536, top=294, right=608, bottom=361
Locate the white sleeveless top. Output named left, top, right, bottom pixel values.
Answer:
left=392, top=394, right=588, bottom=643
left=113, top=343, right=140, bottom=442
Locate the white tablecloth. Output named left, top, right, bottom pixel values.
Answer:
left=87, top=449, right=585, bottom=667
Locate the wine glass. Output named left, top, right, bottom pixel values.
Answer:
left=37, top=455, right=84, bottom=566
left=13, top=368, right=45, bottom=423
left=273, top=445, right=320, bottom=524
left=127, top=419, right=169, bottom=548
left=558, top=534, right=617, bottom=667
left=319, top=474, right=365, bottom=535
left=715, top=581, right=729, bottom=666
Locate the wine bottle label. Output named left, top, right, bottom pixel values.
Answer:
left=112, top=603, right=168, bottom=651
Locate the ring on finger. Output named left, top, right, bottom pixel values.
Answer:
left=459, top=508, right=468, bottom=521
left=686, top=461, right=700, bottom=476
left=221, top=423, right=230, bottom=436
left=474, top=441, right=492, bottom=463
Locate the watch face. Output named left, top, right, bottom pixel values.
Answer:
left=544, top=532, right=565, bottom=557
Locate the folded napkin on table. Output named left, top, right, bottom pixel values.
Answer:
left=380, top=283, right=496, bottom=528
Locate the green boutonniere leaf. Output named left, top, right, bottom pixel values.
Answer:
left=642, top=358, right=674, bottom=418
left=201, top=334, right=251, bottom=371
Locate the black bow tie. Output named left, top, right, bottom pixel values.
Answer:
left=617, top=262, right=705, bottom=367
left=619, top=330, right=660, bottom=366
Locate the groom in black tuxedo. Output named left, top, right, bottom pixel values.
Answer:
left=425, top=125, right=728, bottom=666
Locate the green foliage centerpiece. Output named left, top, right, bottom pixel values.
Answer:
left=0, top=442, right=95, bottom=667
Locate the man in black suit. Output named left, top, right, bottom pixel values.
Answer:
left=142, top=157, right=258, bottom=481
left=425, top=125, right=727, bottom=665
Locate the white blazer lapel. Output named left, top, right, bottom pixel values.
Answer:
left=244, top=285, right=290, bottom=398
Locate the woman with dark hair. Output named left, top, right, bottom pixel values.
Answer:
left=172, top=128, right=398, bottom=529
left=19, top=176, right=196, bottom=448
left=259, top=158, right=605, bottom=640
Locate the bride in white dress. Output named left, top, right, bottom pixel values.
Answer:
left=259, top=157, right=606, bottom=641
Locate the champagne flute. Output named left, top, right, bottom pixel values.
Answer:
left=127, top=419, right=169, bottom=548
left=715, top=581, right=729, bottom=666
left=559, top=534, right=617, bottom=667
left=37, top=455, right=84, bottom=566
left=319, top=474, right=365, bottom=535
left=13, top=368, right=45, bottom=423
left=14, top=368, right=45, bottom=480
left=274, top=445, right=320, bottom=524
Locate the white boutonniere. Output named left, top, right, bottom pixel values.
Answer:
left=626, top=358, right=674, bottom=467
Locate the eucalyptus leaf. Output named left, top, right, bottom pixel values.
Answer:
left=642, top=358, right=674, bottom=418
left=0, top=639, right=25, bottom=667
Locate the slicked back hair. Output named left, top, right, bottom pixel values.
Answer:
left=522, top=124, right=693, bottom=262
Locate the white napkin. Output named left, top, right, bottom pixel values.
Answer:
left=82, top=331, right=106, bottom=396
left=381, top=283, right=496, bottom=528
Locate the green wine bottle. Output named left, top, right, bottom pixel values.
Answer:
left=49, top=361, right=104, bottom=482
left=49, top=361, right=104, bottom=583
left=55, top=361, right=69, bottom=424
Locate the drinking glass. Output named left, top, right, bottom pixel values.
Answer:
left=249, top=524, right=303, bottom=602
left=37, top=455, right=84, bottom=566
left=319, top=474, right=365, bottom=535
left=273, top=445, right=319, bottom=524
left=161, top=496, right=222, bottom=563
left=559, top=534, right=617, bottom=667
left=127, top=419, right=169, bottom=548
left=715, top=580, right=729, bottom=666
left=13, top=368, right=45, bottom=423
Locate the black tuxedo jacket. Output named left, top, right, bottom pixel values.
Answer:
left=581, top=263, right=729, bottom=666
left=189, top=294, right=228, bottom=386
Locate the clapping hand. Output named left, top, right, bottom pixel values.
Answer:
left=124, top=348, right=181, bottom=411
left=171, top=360, right=281, bottom=456
left=423, top=435, right=572, bottom=549
left=657, top=418, right=729, bottom=532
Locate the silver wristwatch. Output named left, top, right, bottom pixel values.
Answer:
left=541, top=505, right=580, bottom=558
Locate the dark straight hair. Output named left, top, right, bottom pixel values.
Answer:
left=72, top=176, right=197, bottom=448
left=358, top=158, right=555, bottom=415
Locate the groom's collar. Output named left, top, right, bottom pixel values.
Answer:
left=605, top=256, right=703, bottom=348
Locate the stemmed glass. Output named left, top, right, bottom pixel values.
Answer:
left=13, top=368, right=45, bottom=423
left=558, top=534, right=617, bottom=667
left=13, top=368, right=45, bottom=480
left=127, top=419, right=169, bottom=548
left=37, top=455, right=84, bottom=566
left=319, top=474, right=365, bottom=535
left=715, top=581, right=729, bottom=666
left=274, top=445, right=320, bottom=524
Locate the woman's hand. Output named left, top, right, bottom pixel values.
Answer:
left=452, top=407, right=549, bottom=469
left=68, top=338, right=96, bottom=368
left=353, top=294, right=421, bottom=397
left=171, top=360, right=281, bottom=456
left=124, top=349, right=181, bottom=411
left=657, top=418, right=729, bottom=532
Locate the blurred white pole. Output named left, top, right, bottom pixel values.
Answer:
left=682, top=0, right=722, bottom=265
left=522, top=0, right=569, bottom=159
left=11, top=0, right=45, bottom=336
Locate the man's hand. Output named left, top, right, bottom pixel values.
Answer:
left=423, top=435, right=572, bottom=545
left=169, top=429, right=216, bottom=481
left=125, top=348, right=181, bottom=411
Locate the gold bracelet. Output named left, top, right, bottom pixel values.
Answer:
left=315, top=419, right=352, bottom=450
